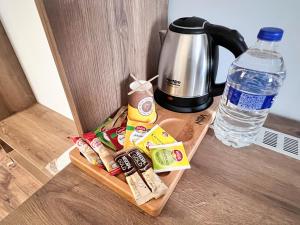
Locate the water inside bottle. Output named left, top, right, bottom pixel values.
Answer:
left=214, top=58, right=286, bottom=148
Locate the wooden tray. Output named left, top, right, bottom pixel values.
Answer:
left=70, top=100, right=218, bottom=216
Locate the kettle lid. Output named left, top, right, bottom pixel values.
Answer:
left=170, top=17, right=208, bottom=34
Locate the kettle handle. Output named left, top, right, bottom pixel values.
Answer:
left=208, top=24, right=248, bottom=96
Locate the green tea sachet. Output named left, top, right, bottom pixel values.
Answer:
left=149, top=142, right=190, bottom=173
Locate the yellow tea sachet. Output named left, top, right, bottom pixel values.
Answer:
left=149, top=142, right=190, bottom=173
left=135, top=124, right=176, bottom=157
left=124, top=120, right=153, bottom=149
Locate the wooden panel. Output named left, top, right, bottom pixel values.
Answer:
left=2, top=114, right=300, bottom=224
left=0, top=94, right=10, bottom=121
left=0, top=148, right=42, bottom=220
left=70, top=101, right=218, bottom=216
left=0, top=21, right=36, bottom=119
left=0, top=104, right=77, bottom=171
left=36, top=0, right=168, bottom=134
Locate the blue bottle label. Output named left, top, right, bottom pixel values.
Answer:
left=227, top=86, right=276, bottom=110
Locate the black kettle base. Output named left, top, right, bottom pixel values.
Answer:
left=154, top=89, right=214, bottom=113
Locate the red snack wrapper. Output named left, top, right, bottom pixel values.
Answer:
left=105, top=126, right=126, bottom=151
left=70, top=136, right=104, bottom=168
left=83, top=132, right=121, bottom=176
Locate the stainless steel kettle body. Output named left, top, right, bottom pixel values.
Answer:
left=158, top=30, right=210, bottom=98
left=155, top=17, right=247, bottom=113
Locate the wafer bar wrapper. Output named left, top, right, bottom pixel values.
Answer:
left=115, top=152, right=153, bottom=205
left=83, top=132, right=121, bottom=176
left=128, top=148, right=168, bottom=199
left=70, top=137, right=104, bottom=168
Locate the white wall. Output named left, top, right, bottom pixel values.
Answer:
left=0, top=0, right=73, bottom=119
left=169, top=0, right=300, bottom=121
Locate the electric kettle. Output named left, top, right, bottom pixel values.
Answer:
left=154, top=17, right=248, bottom=112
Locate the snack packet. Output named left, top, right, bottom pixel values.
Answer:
left=94, top=118, right=116, bottom=150
left=70, top=136, right=104, bottom=168
left=149, top=142, right=190, bottom=173
left=95, top=118, right=113, bottom=133
left=135, top=124, right=176, bottom=157
left=95, top=130, right=116, bottom=150
left=83, top=132, right=121, bottom=176
left=105, top=126, right=126, bottom=151
left=124, top=120, right=153, bottom=149
left=114, top=152, right=153, bottom=205
left=128, top=148, right=168, bottom=199
left=94, top=106, right=128, bottom=151
left=111, top=106, right=128, bottom=128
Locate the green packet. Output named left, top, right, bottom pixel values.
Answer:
left=149, top=142, right=190, bottom=173
left=94, top=118, right=113, bottom=133
left=94, top=118, right=116, bottom=150
left=95, top=131, right=116, bottom=150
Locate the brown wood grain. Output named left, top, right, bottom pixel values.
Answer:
left=70, top=101, right=218, bottom=216
left=8, top=150, right=50, bottom=184
left=2, top=114, right=300, bottom=224
left=35, top=0, right=168, bottom=134
left=0, top=94, right=10, bottom=121
left=0, top=21, right=36, bottom=120
left=265, top=114, right=300, bottom=137
left=0, top=148, right=42, bottom=220
left=0, top=104, right=77, bottom=171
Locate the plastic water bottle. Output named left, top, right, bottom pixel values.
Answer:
left=213, top=27, right=286, bottom=148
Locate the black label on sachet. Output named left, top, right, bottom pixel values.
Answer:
left=128, top=149, right=150, bottom=172
left=115, top=153, right=136, bottom=176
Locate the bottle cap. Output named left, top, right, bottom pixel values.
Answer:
left=257, top=27, right=284, bottom=41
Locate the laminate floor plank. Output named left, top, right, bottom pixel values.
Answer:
left=0, top=148, right=42, bottom=220
left=0, top=104, right=77, bottom=171
left=8, top=151, right=50, bottom=184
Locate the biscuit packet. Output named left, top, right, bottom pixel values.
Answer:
left=94, top=118, right=116, bottom=150
left=149, top=142, right=190, bottom=173
left=105, top=126, right=126, bottom=151
left=111, top=106, right=128, bottom=128
left=124, top=120, right=153, bottom=149
left=94, top=107, right=128, bottom=151
left=135, top=124, right=176, bottom=157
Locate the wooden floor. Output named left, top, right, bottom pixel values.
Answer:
left=0, top=104, right=77, bottom=220
left=0, top=148, right=42, bottom=219
left=1, top=114, right=299, bottom=225
left=0, top=104, right=77, bottom=171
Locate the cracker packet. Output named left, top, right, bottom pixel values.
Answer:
left=149, top=142, right=190, bottom=173
left=124, top=120, right=153, bottom=149
left=135, top=124, right=176, bottom=157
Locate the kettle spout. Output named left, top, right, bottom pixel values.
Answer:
left=159, top=30, right=167, bottom=44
